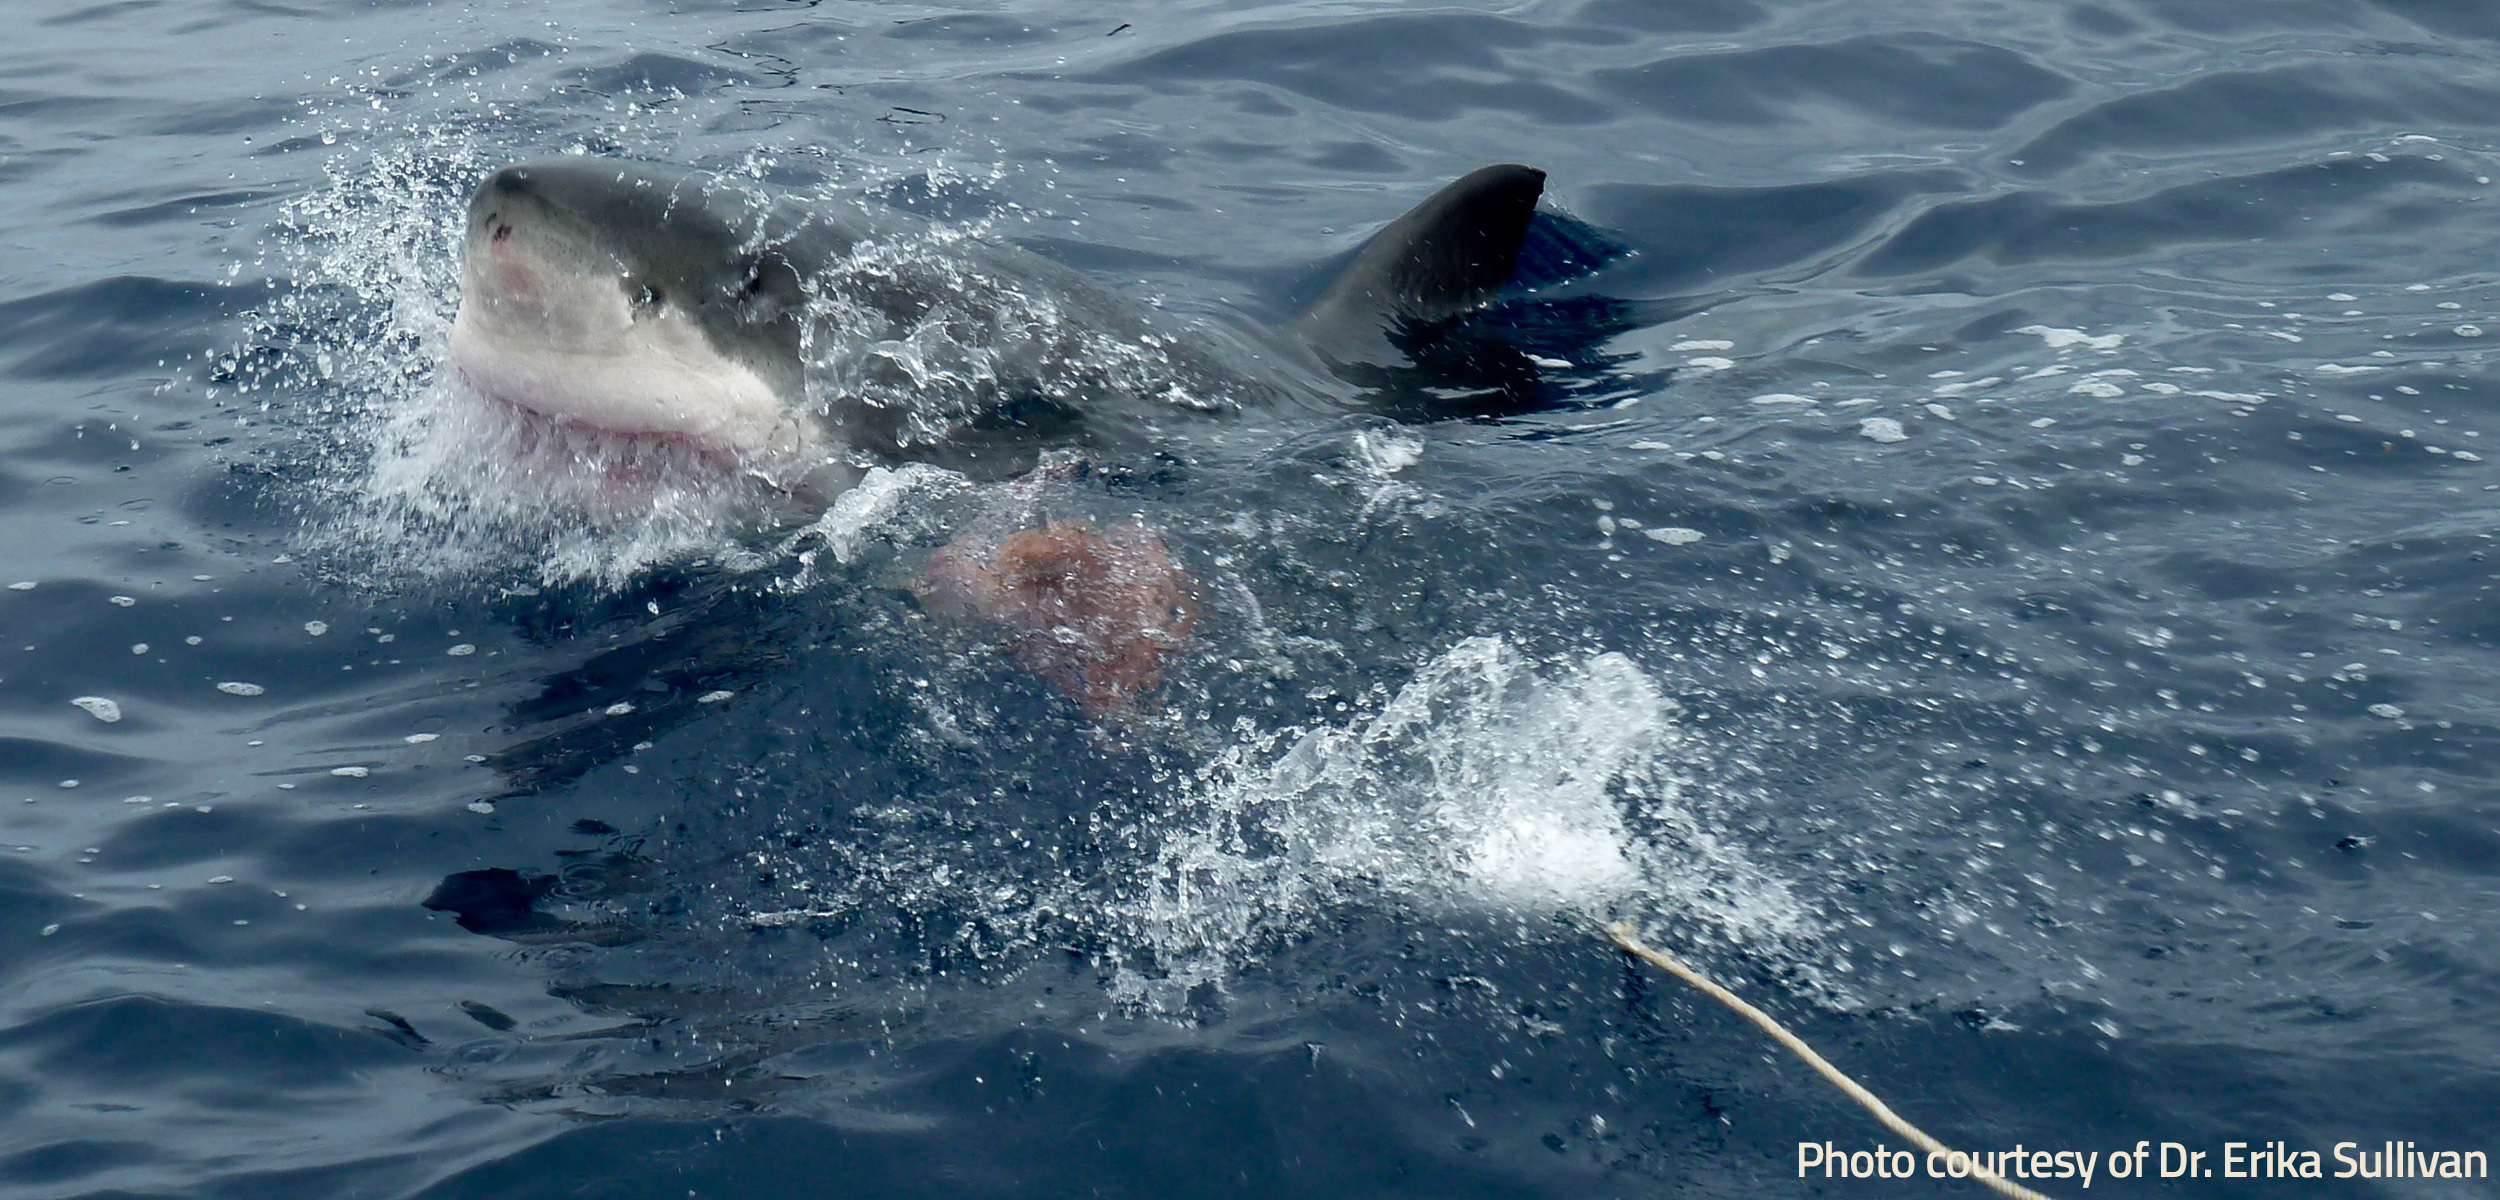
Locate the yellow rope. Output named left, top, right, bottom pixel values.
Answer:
left=1604, top=922, right=2061, bottom=1200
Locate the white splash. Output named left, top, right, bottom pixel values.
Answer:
left=249, top=142, right=825, bottom=589
left=1351, top=427, right=1422, bottom=475
left=2015, top=325, right=2125, bottom=352
left=1108, top=637, right=1814, bottom=1009
left=338, top=376, right=790, bottom=588
left=258, top=143, right=1234, bottom=591
left=769, top=463, right=969, bottom=591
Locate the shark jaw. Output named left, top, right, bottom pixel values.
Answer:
left=447, top=293, right=797, bottom=458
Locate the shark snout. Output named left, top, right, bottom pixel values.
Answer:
left=485, top=164, right=535, bottom=197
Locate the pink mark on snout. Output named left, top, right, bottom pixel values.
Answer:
left=483, top=228, right=537, bottom=299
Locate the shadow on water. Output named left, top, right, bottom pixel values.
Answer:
left=1343, top=293, right=1698, bottom=422
left=483, top=577, right=807, bottom=798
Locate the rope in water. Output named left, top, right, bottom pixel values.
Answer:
left=1603, top=922, right=2060, bottom=1200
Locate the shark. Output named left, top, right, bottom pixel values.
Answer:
left=445, top=156, right=1549, bottom=718
left=447, top=156, right=1547, bottom=495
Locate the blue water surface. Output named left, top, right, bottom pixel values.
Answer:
left=3, top=0, right=2500, bottom=1197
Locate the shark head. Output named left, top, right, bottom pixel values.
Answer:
left=447, top=160, right=812, bottom=456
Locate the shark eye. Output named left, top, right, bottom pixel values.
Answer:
left=634, top=283, right=664, bottom=310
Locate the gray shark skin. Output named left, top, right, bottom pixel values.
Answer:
left=1295, top=163, right=1547, bottom=365
left=448, top=157, right=1547, bottom=496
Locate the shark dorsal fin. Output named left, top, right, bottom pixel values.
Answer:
left=1294, top=164, right=1546, bottom=361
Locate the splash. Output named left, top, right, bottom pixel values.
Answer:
left=346, top=378, right=802, bottom=586
left=774, top=462, right=971, bottom=575
left=233, top=141, right=794, bottom=587
left=713, top=634, right=1820, bottom=1017
left=1106, top=636, right=1819, bottom=1010
left=248, top=139, right=1243, bottom=590
left=795, top=223, right=1240, bottom=457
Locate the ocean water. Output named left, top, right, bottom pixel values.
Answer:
left=4, top=0, right=2499, bottom=1196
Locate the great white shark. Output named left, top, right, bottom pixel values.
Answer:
left=447, top=157, right=1547, bottom=497
left=445, top=156, right=1548, bottom=718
